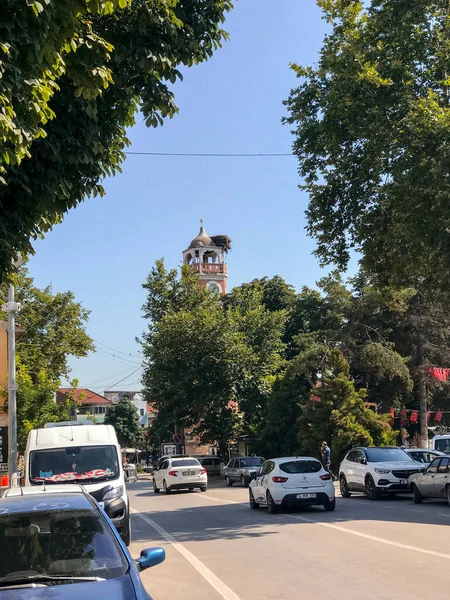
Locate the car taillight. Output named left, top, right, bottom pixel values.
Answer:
left=168, top=470, right=178, bottom=477
left=320, top=473, right=332, bottom=480
left=272, top=476, right=288, bottom=483
left=200, top=468, right=206, bottom=475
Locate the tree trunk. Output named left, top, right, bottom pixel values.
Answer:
left=417, top=333, right=428, bottom=448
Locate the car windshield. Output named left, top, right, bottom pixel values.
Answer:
left=0, top=509, right=128, bottom=583
left=29, top=446, right=120, bottom=484
left=365, top=448, right=411, bottom=463
left=239, top=458, right=263, bottom=467
left=279, top=460, right=322, bottom=474
left=434, top=439, right=450, bottom=453
left=171, top=459, right=200, bottom=467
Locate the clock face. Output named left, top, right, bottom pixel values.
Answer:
left=207, top=281, right=221, bottom=294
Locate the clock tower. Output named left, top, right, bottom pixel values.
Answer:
left=183, top=220, right=231, bottom=294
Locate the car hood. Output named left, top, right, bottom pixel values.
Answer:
left=0, top=575, right=142, bottom=600
left=372, top=461, right=424, bottom=470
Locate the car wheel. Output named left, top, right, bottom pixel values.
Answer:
left=122, top=517, right=131, bottom=546
left=446, top=486, right=450, bottom=507
left=226, top=476, right=233, bottom=487
left=339, top=475, right=351, bottom=498
left=163, top=480, right=171, bottom=495
left=249, top=488, right=259, bottom=509
left=266, top=491, right=278, bottom=514
left=324, top=498, right=336, bottom=512
left=413, top=484, right=423, bottom=504
left=153, top=478, right=160, bottom=493
left=200, top=486, right=207, bottom=492
left=365, top=475, right=380, bottom=500
left=241, top=475, right=249, bottom=488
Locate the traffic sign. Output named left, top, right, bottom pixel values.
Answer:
left=173, top=433, right=183, bottom=444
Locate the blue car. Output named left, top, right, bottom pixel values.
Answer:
left=0, top=485, right=165, bottom=598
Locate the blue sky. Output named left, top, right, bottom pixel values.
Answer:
left=26, top=1, right=346, bottom=392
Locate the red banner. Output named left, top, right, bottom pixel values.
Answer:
left=430, top=368, right=450, bottom=382
left=410, top=410, right=419, bottom=423
left=400, top=409, right=407, bottom=425
left=435, top=411, right=443, bottom=422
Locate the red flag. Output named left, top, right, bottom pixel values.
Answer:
left=400, top=409, right=407, bottom=425
left=410, top=410, right=419, bottom=423
left=389, top=408, right=395, bottom=417
left=435, top=411, right=443, bottom=422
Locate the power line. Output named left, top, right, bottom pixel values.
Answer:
left=79, top=365, right=140, bottom=388
left=104, top=366, right=142, bottom=391
left=93, top=339, right=141, bottom=360
left=125, top=151, right=293, bottom=157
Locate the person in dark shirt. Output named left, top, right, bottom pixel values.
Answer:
left=321, top=441, right=336, bottom=480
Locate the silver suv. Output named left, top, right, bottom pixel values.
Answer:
left=224, top=456, right=264, bottom=487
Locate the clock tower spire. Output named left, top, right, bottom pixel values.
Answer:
left=183, top=220, right=231, bottom=294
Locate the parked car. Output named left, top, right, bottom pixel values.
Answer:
left=153, top=456, right=207, bottom=494
left=410, top=455, right=450, bottom=504
left=339, top=446, right=426, bottom=500
left=249, top=457, right=335, bottom=513
left=405, top=448, right=446, bottom=465
left=224, top=456, right=264, bottom=487
left=0, top=485, right=165, bottom=599
left=197, top=457, right=224, bottom=476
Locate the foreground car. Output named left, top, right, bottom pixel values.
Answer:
left=249, top=457, right=335, bottom=513
left=410, top=456, right=450, bottom=504
left=0, top=486, right=164, bottom=599
left=224, top=456, right=264, bottom=487
left=339, top=446, right=426, bottom=500
left=153, top=456, right=207, bottom=493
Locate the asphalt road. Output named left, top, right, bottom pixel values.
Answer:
left=128, top=478, right=450, bottom=600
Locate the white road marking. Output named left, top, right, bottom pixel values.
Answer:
left=289, top=514, right=450, bottom=560
left=380, top=504, right=396, bottom=509
left=406, top=508, right=424, bottom=513
left=131, top=508, right=241, bottom=600
left=201, top=494, right=248, bottom=506
left=196, top=493, right=450, bottom=560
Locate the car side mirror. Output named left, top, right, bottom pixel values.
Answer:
left=360, top=458, right=367, bottom=465
left=135, top=547, right=166, bottom=572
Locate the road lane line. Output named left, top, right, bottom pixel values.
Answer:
left=438, top=513, right=450, bottom=517
left=406, top=508, right=424, bottom=513
left=131, top=508, right=241, bottom=600
left=196, top=494, right=450, bottom=559
left=201, top=494, right=248, bottom=506
left=289, top=514, right=450, bottom=560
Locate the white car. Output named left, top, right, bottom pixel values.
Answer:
left=248, top=457, right=335, bottom=513
left=410, top=455, right=450, bottom=504
left=339, top=446, right=426, bottom=500
left=153, top=456, right=207, bottom=494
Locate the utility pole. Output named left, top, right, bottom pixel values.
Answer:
left=2, top=283, right=21, bottom=487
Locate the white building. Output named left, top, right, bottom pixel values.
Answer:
left=103, top=390, right=148, bottom=427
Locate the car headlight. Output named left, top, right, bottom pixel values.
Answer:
left=102, top=485, right=124, bottom=501
left=374, top=468, right=390, bottom=474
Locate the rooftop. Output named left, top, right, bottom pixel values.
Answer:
left=56, top=388, right=113, bottom=406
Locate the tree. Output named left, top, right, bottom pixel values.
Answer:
left=104, top=397, right=141, bottom=448
left=14, top=361, right=75, bottom=453
left=0, top=0, right=233, bottom=278
left=141, top=261, right=285, bottom=456
left=0, top=266, right=93, bottom=381
left=295, top=348, right=396, bottom=466
left=284, top=0, right=450, bottom=290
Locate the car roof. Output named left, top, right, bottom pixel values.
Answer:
left=231, top=456, right=264, bottom=460
left=0, top=487, right=94, bottom=515
left=271, top=456, right=320, bottom=463
left=169, top=456, right=200, bottom=460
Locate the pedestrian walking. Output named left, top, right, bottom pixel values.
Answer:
left=321, top=441, right=336, bottom=481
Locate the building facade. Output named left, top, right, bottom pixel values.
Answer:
left=56, top=388, right=113, bottom=423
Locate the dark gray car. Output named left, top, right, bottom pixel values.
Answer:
left=224, top=456, right=264, bottom=487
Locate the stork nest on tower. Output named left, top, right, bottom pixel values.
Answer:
left=210, top=234, right=232, bottom=252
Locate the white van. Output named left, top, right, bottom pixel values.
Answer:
left=432, top=434, right=450, bottom=454
left=24, top=422, right=131, bottom=545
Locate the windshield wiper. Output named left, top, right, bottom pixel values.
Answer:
left=0, top=574, right=105, bottom=588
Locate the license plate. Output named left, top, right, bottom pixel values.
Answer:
left=182, top=471, right=195, bottom=476
left=296, top=493, right=316, bottom=499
